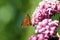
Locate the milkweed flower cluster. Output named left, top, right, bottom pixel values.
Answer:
left=32, top=0, right=60, bottom=25
left=35, top=19, right=59, bottom=38
left=29, top=0, right=60, bottom=40
left=29, top=19, right=59, bottom=40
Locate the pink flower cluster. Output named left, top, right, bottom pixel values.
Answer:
left=29, top=0, right=60, bottom=40
left=29, top=34, right=48, bottom=40
left=32, top=0, right=60, bottom=25
left=29, top=19, right=59, bottom=40
left=35, top=19, right=59, bottom=38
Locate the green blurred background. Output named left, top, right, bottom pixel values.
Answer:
left=0, top=0, right=60, bottom=40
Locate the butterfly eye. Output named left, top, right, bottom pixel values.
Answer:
left=22, top=14, right=32, bottom=28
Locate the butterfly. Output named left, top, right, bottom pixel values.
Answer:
left=22, top=14, right=32, bottom=28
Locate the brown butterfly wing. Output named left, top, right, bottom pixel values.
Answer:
left=22, top=18, right=27, bottom=27
left=22, top=14, right=32, bottom=28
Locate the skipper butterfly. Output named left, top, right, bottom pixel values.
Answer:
left=22, top=14, right=32, bottom=28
